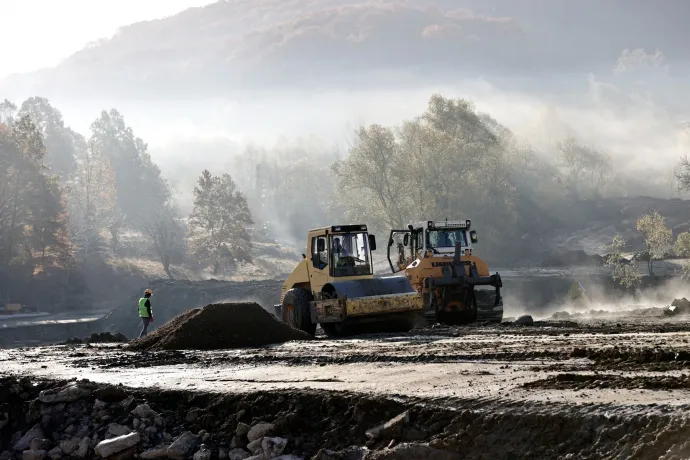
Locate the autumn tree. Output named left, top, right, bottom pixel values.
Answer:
left=187, top=170, right=253, bottom=275
left=334, top=94, right=517, bottom=256
left=333, top=124, right=410, bottom=230
left=636, top=210, right=673, bottom=275
left=0, top=115, right=72, bottom=281
left=604, top=234, right=641, bottom=291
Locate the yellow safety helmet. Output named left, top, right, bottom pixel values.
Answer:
left=144, top=289, right=152, bottom=295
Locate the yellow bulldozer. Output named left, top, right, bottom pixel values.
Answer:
left=387, top=219, right=503, bottom=325
left=274, top=224, right=424, bottom=337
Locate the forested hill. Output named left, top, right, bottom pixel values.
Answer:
left=1, top=0, right=688, bottom=99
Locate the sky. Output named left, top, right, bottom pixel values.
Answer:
left=0, top=0, right=215, bottom=78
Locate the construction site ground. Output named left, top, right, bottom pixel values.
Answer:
left=5, top=312, right=690, bottom=458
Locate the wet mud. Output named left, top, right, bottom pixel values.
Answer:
left=6, top=313, right=690, bottom=458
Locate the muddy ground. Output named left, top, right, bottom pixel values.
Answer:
left=5, top=312, right=690, bottom=458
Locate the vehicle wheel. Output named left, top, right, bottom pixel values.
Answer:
left=282, top=288, right=316, bottom=336
left=321, top=322, right=347, bottom=338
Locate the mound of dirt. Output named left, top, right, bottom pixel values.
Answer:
left=99, top=279, right=284, bottom=339
left=127, top=302, right=312, bottom=351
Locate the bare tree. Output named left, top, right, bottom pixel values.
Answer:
left=144, top=200, right=185, bottom=278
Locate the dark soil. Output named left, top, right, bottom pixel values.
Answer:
left=127, top=302, right=313, bottom=351
left=62, top=331, right=128, bottom=345
left=524, top=372, right=690, bottom=391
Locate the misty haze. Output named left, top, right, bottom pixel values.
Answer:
left=4, top=2, right=690, bottom=459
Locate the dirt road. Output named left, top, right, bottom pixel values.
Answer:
left=4, top=315, right=690, bottom=404
left=4, top=314, right=690, bottom=458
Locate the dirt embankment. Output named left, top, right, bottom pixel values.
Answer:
left=4, top=375, right=690, bottom=460
left=127, top=303, right=312, bottom=351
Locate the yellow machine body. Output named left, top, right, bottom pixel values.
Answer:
left=275, top=224, right=423, bottom=337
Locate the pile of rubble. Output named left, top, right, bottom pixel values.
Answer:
left=0, top=377, right=454, bottom=460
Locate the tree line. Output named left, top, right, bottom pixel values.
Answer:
left=2, top=93, right=686, bottom=307
left=0, top=97, right=253, bottom=307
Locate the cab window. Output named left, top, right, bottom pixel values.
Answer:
left=311, top=236, right=328, bottom=269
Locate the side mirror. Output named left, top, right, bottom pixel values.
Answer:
left=369, top=234, right=377, bottom=251
left=403, top=234, right=410, bottom=246
left=317, top=239, right=325, bottom=252
left=470, top=230, right=478, bottom=244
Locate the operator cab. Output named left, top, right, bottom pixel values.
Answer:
left=309, top=224, right=377, bottom=278
left=387, top=220, right=478, bottom=272
left=423, top=220, right=477, bottom=257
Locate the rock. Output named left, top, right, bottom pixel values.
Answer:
left=245, top=455, right=266, bottom=460
left=13, top=424, right=44, bottom=451
left=274, top=456, right=302, bottom=460
left=236, top=422, right=251, bottom=438
left=262, top=437, right=287, bottom=458
left=38, top=383, right=90, bottom=404
left=22, top=450, right=46, bottom=460
left=133, top=418, right=141, bottom=429
left=193, top=445, right=212, bottom=460
left=107, top=423, right=131, bottom=438
left=515, top=315, right=534, bottom=326
left=365, top=411, right=410, bottom=440
left=363, top=443, right=460, bottom=459
left=247, top=423, right=274, bottom=442
left=46, top=447, right=62, bottom=460
left=228, top=448, right=251, bottom=460
left=40, top=403, right=65, bottom=416
left=93, top=386, right=128, bottom=403
left=59, top=437, right=81, bottom=455
left=107, top=446, right=136, bottom=460
left=167, top=431, right=200, bottom=460
left=120, top=396, right=135, bottom=409
left=95, top=432, right=141, bottom=458
left=72, top=437, right=89, bottom=458
left=247, top=439, right=263, bottom=455
left=140, top=447, right=170, bottom=459
left=131, top=404, right=158, bottom=419
left=187, top=408, right=204, bottom=423
left=231, top=436, right=247, bottom=449
left=0, top=413, right=8, bottom=430
left=29, top=439, right=52, bottom=451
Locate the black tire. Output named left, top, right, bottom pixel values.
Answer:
left=438, top=295, right=478, bottom=325
left=321, top=323, right=345, bottom=338
left=282, top=288, right=316, bottom=336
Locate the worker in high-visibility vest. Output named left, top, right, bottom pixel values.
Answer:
left=138, top=289, right=154, bottom=338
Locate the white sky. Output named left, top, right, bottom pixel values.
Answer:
left=0, top=0, right=216, bottom=78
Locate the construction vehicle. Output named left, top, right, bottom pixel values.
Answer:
left=274, top=224, right=424, bottom=337
left=387, top=219, right=503, bottom=324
